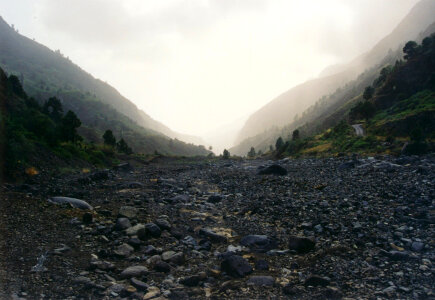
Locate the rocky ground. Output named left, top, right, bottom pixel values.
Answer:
left=0, top=155, right=434, bottom=299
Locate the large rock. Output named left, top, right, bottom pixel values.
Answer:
left=258, top=165, right=288, bottom=176
left=118, top=206, right=138, bottom=219
left=120, top=265, right=148, bottom=278
left=48, top=197, right=93, bottom=210
left=288, top=236, right=315, bottom=254
left=221, top=255, right=253, bottom=278
left=240, top=235, right=278, bottom=253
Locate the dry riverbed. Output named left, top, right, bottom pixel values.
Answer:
left=0, top=155, right=434, bottom=299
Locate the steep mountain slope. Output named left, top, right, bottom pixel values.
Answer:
left=235, top=0, right=435, bottom=148
left=0, top=16, right=208, bottom=155
left=273, top=34, right=435, bottom=157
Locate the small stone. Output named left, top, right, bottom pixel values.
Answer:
left=154, top=261, right=171, bottom=273
left=411, top=241, right=424, bottom=252
left=155, top=219, right=171, bottom=230
left=127, top=238, right=142, bottom=250
left=162, top=251, right=176, bottom=261
left=240, top=235, right=278, bottom=253
left=247, top=276, right=274, bottom=286
left=304, top=275, right=330, bottom=287
left=143, top=286, right=160, bottom=300
left=180, top=275, right=203, bottom=286
left=143, top=245, right=158, bottom=255
left=288, top=236, right=315, bottom=254
left=114, top=243, right=134, bottom=257
left=382, top=286, right=397, bottom=294
left=125, top=224, right=145, bottom=236
left=120, top=266, right=148, bottom=278
left=255, top=259, right=269, bottom=270
left=130, top=278, right=148, bottom=291
left=314, top=224, right=323, bottom=233
left=114, top=218, right=131, bottom=231
left=227, top=245, right=242, bottom=253
left=168, top=194, right=190, bottom=204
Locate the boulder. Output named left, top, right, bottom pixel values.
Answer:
left=48, top=197, right=93, bottom=210
left=258, top=164, right=288, bottom=176
left=221, top=255, right=253, bottom=278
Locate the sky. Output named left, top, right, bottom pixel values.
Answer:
left=0, top=0, right=420, bottom=137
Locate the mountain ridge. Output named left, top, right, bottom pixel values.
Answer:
left=0, top=16, right=206, bottom=148
left=234, top=0, right=435, bottom=148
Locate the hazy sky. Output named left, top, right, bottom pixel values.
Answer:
left=0, top=0, right=419, bottom=136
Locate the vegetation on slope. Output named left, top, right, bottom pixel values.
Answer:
left=247, top=34, right=435, bottom=158
left=0, top=16, right=209, bottom=156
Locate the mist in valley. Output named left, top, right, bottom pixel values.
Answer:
left=0, top=0, right=424, bottom=153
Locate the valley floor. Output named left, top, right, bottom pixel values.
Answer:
left=0, top=155, right=434, bottom=299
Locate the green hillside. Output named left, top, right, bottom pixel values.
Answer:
left=232, top=0, right=435, bottom=155
left=273, top=34, right=435, bottom=158
left=0, top=16, right=209, bottom=157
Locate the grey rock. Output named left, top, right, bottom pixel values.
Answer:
left=126, top=224, right=145, bottom=236
left=411, top=241, right=424, bottom=252
left=120, top=266, right=149, bottom=278
left=48, top=197, right=93, bottom=210
left=247, top=275, right=274, bottom=286
left=221, top=255, right=253, bottom=278
left=114, top=243, right=134, bottom=257
left=155, top=218, right=171, bottom=230
left=118, top=206, right=138, bottom=219
left=240, top=235, right=278, bottom=253
left=114, top=218, right=132, bottom=231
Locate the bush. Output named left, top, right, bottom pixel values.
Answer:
left=222, top=149, right=230, bottom=159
